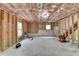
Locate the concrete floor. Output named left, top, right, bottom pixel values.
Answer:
left=1, top=37, right=79, bottom=56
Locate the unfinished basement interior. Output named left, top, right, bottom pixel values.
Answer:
left=1, top=3, right=79, bottom=56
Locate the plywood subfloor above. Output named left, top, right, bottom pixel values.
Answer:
left=0, top=3, right=79, bottom=22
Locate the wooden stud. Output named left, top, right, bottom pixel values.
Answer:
left=0, top=9, right=2, bottom=51
left=77, top=13, right=79, bottom=46
left=71, top=15, right=75, bottom=44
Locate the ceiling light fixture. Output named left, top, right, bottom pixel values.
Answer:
left=38, top=9, right=50, bottom=19
left=38, top=4, right=50, bottom=21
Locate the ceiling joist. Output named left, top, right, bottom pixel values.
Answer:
left=0, top=3, right=79, bottom=22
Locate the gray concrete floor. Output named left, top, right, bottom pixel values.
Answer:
left=1, top=37, right=79, bottom=56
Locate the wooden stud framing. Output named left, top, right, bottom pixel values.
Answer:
left=0, top=9, right=18, bottom=51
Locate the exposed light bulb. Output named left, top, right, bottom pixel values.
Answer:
left=38, top=9, right=50, bottom=20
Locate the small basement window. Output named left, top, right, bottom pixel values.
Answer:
left=46, top=25, right=51, bottom=30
